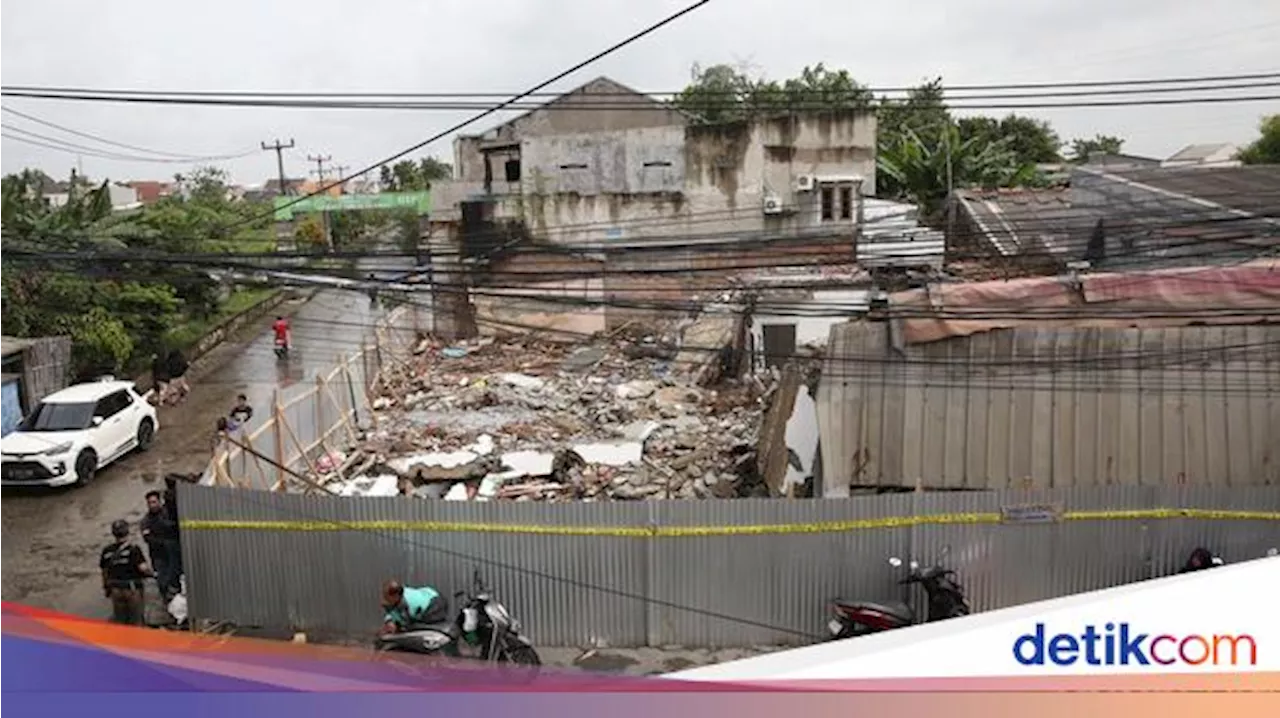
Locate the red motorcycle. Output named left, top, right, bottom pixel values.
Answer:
left=826, top=554, right=970, bottom=640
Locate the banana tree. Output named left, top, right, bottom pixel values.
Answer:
left=877, top=122, right=1043, bottom=217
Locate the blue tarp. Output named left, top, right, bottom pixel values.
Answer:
left=2, top=379, right=22, bottom=437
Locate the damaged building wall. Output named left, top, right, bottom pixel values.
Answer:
left=818, top=321, right=1280, bottom=495
left=453, top=77, right=687, bottom=185
left=503, top=111, right=877, bottom=246
left=472, top=278, right=608, bottom=336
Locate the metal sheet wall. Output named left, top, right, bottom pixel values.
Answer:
left=178, top=484, right=1280, bottom=648
left=818, top=322, right=1280, bottom=492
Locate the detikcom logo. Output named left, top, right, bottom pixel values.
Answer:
left=1013, top=622, right=1258, bottom=667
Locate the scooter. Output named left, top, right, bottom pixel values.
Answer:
left=375, top=570, right=541, bottom=669
left=274, top=338, right=289, bottom=360
left=826, top=553, right=970, bottom=640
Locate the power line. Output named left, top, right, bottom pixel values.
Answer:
left=5, top=91, right=1278, bottom=112
left=1, top=106, right=256, bottom=160
left=220, top=0, right=717, bottom=236
left=0, top=129, right=215, bottom=164
left=6, top=71, right=1279, bottom=97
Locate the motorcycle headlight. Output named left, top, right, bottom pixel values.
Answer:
left=41, top=442, right=73, bottom=456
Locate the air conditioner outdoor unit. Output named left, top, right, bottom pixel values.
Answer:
left=794, top=175, right=816, bottom=192
left=763, top=195, right=784, bottom=214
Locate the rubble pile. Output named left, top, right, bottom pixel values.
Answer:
left=329, top=328, right=777, bottom=502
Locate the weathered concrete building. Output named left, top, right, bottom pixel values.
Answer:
left=452, top=76, right=686, bottom=192
left=491, top=110, right=878, bottom=247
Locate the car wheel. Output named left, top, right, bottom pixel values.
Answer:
left=136, top=418, right=155, bottom=451
left=74, top=450, right=98, bottom=487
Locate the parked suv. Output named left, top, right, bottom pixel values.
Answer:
left=1, top=379, right=158, bottom=487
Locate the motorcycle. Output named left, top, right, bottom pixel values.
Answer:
left=1177, top=547, right=1226, bottom=574
left=274, top=338, right=289, bottom=360
left=375, top=570, right=541, bottom=669
left=826, top=553, right=970, bottom=640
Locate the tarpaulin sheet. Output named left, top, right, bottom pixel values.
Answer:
left=890, top=259, right=1280, bottom=344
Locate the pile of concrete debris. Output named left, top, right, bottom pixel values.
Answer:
left=331, top=326, right=779, bottom=502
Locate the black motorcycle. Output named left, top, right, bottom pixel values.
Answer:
left=375, top=571, right=541, bottom=669
left=274, top=338, right=289, bottom=360
left=827, top=554, right=970, bottom=640
left=1177, top=547, right=1226, bottom=574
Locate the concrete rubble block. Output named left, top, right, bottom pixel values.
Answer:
left=615, top=380, right=658, bottom=400
left=353, top=328, right=780, bottom=502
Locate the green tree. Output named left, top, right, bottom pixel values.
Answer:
left=956, top=115, right=1062, bottom=165
left=673, top=62, right=872, bottom=123
left=294, top=216, right=326, bottom=250
left=672, top=65, right=1063, bottom=213
left=379, top=157, right=453, bottom=191
left=1069, top=134, right=1126, bottom=162
left=1237, top=114, right=1280, bottom=165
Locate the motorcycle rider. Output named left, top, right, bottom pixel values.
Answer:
left=379, top=579, right=448, bottom=636
left=272, top=316, right=290, bottom=352
left=99, top=519, right=154, bottom=625
left=1178, top=547, right=1221, bottom=573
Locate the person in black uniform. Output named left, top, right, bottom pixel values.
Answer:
left=100, top=519, right=154, bottom=625
left=140, top=491, right=181, bottom=600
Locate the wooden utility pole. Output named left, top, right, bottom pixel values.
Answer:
left=261, top=138, right=296, bottom=195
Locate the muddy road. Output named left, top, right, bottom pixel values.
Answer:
left=1, top=284, right=392, bottom=620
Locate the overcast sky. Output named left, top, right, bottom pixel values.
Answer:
left=3, top=0, right=1278, bottom=185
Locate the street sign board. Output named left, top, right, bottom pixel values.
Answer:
left=273, top=191, right=431, bottom=221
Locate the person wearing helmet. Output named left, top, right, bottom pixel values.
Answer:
left=99, top=519, right=154, bottom=625
left=1178, top=547, right=1222, bottom=573
left=379, top=579, right=447, bottom=636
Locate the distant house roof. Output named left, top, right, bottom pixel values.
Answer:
left=1080, top=152, right=1160, bottom=169
left=263, top=177, right=308, bottom=193
left=952, top=187, right=1082, bottom=259
left=458, top=76, right=686, bottom=142
left=1164, top=142, right=1237, bottom=163
left=126, top=180, right=175, bottom=204
left=1103, top=165, right=1280, bottom=216
left=951, top=166, right=1280, bottom=271
left=1069, top=165, right=1279, bottom=270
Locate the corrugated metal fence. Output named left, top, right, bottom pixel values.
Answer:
left=819, top=322, right=1280, bottom=492
left=208, top=305, right=419, bottom=489
left=178, top=483, right=1280, bottom=647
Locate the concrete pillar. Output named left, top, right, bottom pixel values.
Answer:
left=421, top=217, right=476, bottom=340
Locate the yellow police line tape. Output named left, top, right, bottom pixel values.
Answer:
left=181, top=508, right=1280, bottom=538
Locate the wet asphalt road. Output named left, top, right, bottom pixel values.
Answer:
left=1, top=253, right=409, bottom=620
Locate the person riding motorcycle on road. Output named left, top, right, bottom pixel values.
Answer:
left=272, top=316, right=290, bottom=351
left=379, top=579, right=448, bottom=636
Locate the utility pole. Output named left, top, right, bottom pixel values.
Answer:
left=307, top=154, right=334, bottom=250
left=261, top=138, right=296, bottom=195
left=331, top=165, right=350, bottom=194
left=307, top=154, right=332, bottom=184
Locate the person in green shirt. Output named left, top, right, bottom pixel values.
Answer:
left=379, top=579, right=448, bottom=636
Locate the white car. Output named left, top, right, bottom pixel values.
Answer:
left=1, top=379, right=158, bottom=487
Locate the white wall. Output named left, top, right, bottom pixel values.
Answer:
left=751, top=288, right=871, bottom=362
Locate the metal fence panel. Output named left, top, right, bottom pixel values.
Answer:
left=179, top=483, right=1280, bottom=648
left=819, top=323, right=1280, bottom=492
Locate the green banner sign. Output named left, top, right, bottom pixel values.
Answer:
left=273, top=191, right=431, bottom=221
